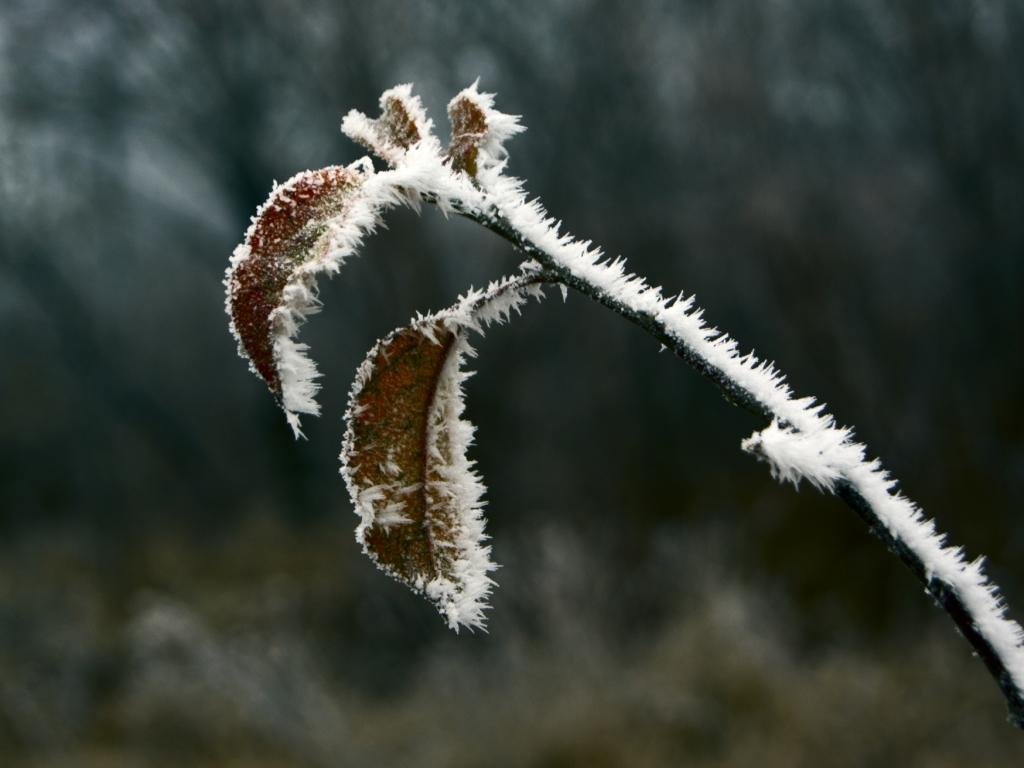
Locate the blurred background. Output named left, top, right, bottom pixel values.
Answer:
left=2, top=0, right=1023, bottom=764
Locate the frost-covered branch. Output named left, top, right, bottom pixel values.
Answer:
left=226, top=82, right=1024, bottom=726
left=460, top=203, right=1024, bottom=726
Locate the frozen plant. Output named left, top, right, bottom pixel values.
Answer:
left=224, top=82, right=1024, bottom=727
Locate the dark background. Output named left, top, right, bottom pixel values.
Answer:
left=2, top=1, right=1023, bottom=764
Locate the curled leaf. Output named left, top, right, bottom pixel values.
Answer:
left=446, top=80, right=524, bottom=179
left=341, top=84, right=433, bottom=167
left=447, top=92, right=488, bottom=177
left=341, top=276, right=545, bottom=630
left=225, top=163, right=377, bottom=436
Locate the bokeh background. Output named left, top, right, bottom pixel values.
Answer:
left=2, top=1, right=1023, bottom=765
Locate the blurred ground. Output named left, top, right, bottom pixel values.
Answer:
left=1, top=1, right=1022, bottom=764
left=3, top=521, right=1023, bottom=767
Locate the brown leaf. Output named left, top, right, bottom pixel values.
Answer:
left=342, top=84, right=430, bottom=167
left=446, top=93, right=488, bottom=178
left=341, top=276, right=546, bottom=630
left=343, top=319, right=491, bottom=629
left=444, top=82, right=523, bottom=180
left=226, top=165, right=363, bottom=404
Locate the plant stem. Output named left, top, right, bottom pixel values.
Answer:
left=452, top=201, right=1024, bottom=729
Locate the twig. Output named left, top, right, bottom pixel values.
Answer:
left=450, top=200, right=1024, bottom=729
